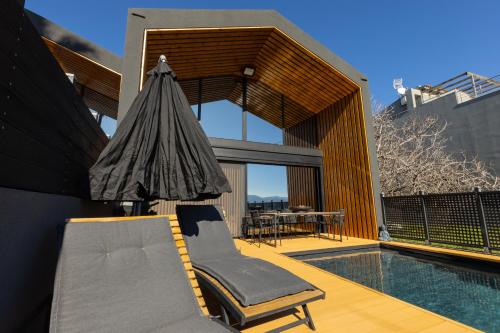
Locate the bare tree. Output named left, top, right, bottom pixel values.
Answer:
left=372, top=100, right=499, bottom=195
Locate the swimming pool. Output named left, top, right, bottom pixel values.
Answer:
left=298, top=248, right=500, bottom=332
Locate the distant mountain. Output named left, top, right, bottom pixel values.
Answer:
left=248, top=195, right=288, bottom=203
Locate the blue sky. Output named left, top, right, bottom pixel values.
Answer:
left=26, top=0, right=500, bottom=197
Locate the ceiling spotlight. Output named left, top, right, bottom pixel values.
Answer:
left=243, top=66, right=255, bottom=77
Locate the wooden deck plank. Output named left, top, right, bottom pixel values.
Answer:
left=235, top=237, right=480, bottom=333
left=241, top=234, right=380, bottom=255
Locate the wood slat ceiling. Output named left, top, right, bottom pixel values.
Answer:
left=228, top=79, right=315, bottom=128
left=143, top=27, right=357, bottom=128
left=179, top=76, right=237, bottom=106
left=43, top=37, right=121, bottom=104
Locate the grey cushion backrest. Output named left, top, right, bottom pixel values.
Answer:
left=176, top=205, right=239, bottom=262
left=176, top=205, right=313, bottom=306
left=49, top=217, right=201, bottom=333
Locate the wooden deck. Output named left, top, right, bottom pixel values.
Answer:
left=233, top=236, right=479, bottom=333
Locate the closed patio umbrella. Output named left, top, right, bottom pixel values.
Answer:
left=89, top=55, right=231, bottom=201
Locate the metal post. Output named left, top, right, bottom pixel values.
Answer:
left=419, top=191, right=431, bottom=244
left=132, top=202, right=142, bottom=216
left=96, top=113, right=103, bottom=126
left=281, top=94, right=285, bottom=128
left=80, top=84, right=86, bottom=99
left=380, top=193, right=386, bottom=225
left=244, top=164, right=248, bottom=217
left=280, top=200, right=284, bottom=210
left=281, top=94, right=286, bottom=145
left=379, top=192, right=387, bottom=240
left=474, top=187, right=491, bottom=253
left=197, top=78, right=202, bottom=121
left=242, top=78, right=248, bottom=141
left=471, top=75, right=478, bottom=98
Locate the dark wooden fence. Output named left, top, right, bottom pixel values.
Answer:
left=381, top=188, right=500, bottom=253
left=0, top=0, right=108, bottom=198
left=248, top=200, right=288, bottom=211
left=1, top=2, right=112, bottom=331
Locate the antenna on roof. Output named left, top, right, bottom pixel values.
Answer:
left=393, top=78, right=407, bottom=95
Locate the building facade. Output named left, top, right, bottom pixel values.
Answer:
left=389, top=72, right=500, bottom=176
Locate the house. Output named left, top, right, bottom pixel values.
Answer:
left=118, top=8, right=383, bottom=238
left=1, top=1, right=383, bottom=331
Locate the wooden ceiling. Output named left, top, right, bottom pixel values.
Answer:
left=143, top=27, right=358, bottom=128
left=43, top=37, right=121, bottom=113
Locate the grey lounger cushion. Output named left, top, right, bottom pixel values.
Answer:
left=50, top=217, right=231, bottom=333
left=176, top=205, right=313, bottom=306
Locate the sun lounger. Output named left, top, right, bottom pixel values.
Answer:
left=176, top=205, right=325, bottom=331
left=49, top=216, right=236, bottom=332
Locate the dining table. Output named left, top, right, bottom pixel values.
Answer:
left=259, top=211, right=345, bottom=246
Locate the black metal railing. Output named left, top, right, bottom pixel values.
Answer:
left=381, top=188, right=500, bottom=253
left=248, top=200, right=288, bottom=211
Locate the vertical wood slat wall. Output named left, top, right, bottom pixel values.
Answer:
left=153, top=163, right=245, bottom=237
left=286, top=166, right=318, bottom=210
left=284, top=116, right=318, bottom=210
left=285, top=90, right=377, bottom=239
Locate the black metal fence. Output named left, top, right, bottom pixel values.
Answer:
left=381, top=188, right=500, bottom=253
left=248, top=200, right=288, bottom=211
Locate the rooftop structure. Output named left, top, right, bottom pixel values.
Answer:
left=393, top=72, right=500, bottom=112
left=389, top=72, right=500, bottom=176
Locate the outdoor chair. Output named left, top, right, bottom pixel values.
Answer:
left=176, top=205, right=325, bottom=331
left=49, top=216, right=236, bottom=333
left=303, top=212, right=319, bottom=237
left=291, top=208, right=318, bottom=237
left=261, top=209, right=282, bottom=245
left=241, top=215, right=251, bottom=240
left=248, top=210, right=274, bottom=246
left=247, top=210, right=262, bottom=244
left=319, top=208, right=346, bottom=241
left=280, top=209, right=298, bottom=237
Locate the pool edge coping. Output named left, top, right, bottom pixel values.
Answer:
left=381, top=241, right=500, bottom=265
left=283, top=241, right=500, bottom=266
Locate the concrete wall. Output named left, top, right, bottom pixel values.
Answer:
left=394, top=90, right=500, bottom=176
left=0, top=187, right=113, bottom=332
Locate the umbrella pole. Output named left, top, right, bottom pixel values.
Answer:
left=132, top=202, right=142, bottom=216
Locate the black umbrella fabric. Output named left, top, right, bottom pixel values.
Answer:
left=89, top=57, right=231, bottom=201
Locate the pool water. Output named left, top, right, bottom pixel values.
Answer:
left=300, top=249, right=500, bottom=332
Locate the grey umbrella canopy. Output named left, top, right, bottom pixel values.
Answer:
left=89, top=56, right=231, bottom=201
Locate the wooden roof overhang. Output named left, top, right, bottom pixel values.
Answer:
left=43, top=37, right=121, bottom=118
left=26, top=9, right=122, bottom=119
left=141, top=27, right=359, bottom=128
